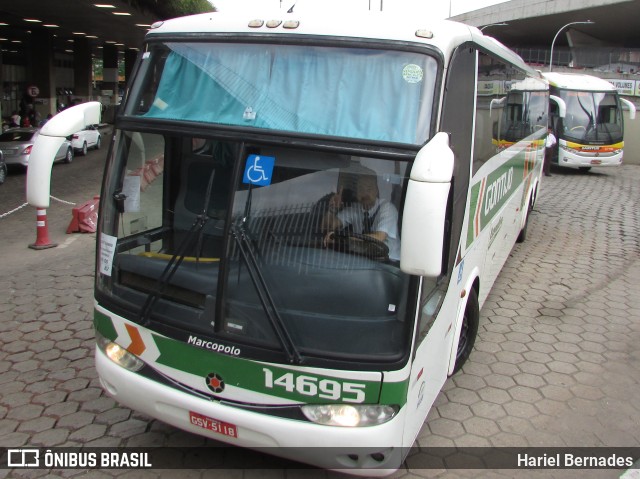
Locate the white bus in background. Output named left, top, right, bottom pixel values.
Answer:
left=543, top=72, right=636, bottom=172
left=27, top=9, right=550, bottom=475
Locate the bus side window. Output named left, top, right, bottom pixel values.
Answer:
left=473, top=51, right=519, bottom=175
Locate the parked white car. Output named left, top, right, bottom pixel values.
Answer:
left=70, top=124, right=101, bottom=155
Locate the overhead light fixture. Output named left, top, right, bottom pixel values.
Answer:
left=73, top=32, right=87, bottom=35
left=94, top=4, right=116, bottom=7
left=44, top=24, right=60, bottom=28
left=0, top=22, right=9, bottom=26
left=24, top=18, right=42, bottom=23
left=86, top=35, right=98, bottom=39
left=112, top=12, right=131, bottom=16
left=135, top=24, right=150, bottom=27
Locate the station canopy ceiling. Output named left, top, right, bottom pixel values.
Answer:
left=454, top=0, right=640, bottom=48
left=0, top=0, right=162, bottom=58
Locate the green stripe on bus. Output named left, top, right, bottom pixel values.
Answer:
left=153, top=334, right=383, bottom=405
left=94, top=309, right=117, bottom=341
left=93, top=310, right=409, bottom=406
left=378, top=377, right=409, bottom=406
left=466, top=147, right=534, bottom=247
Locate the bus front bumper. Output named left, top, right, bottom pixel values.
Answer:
left=95, top=348, right=407, bottom=476
left=558, top=151, right=623, bottom=168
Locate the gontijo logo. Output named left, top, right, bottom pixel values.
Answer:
left=484, top=167, right=514, bottom=216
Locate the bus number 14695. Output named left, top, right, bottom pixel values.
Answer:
left=263, top=368, right=366, bottom=403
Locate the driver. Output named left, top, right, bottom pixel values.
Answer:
left=322, top=174, right=400, bottom=261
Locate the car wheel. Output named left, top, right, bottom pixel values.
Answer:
left=0, top=163, right=6, bottom=184
left=96, top=136, right=101, bottom=150
left=64, top=148, right=73, bottom=164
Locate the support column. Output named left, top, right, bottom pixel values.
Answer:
left=103, top=44, right=119, bottom=103
left=27, top=29, right=56, bottom=122
left=73, top=37, right=92, bottom=103
left=124, top=48, right=138, bottom=88
left=0, top=49, right=3, bottom=123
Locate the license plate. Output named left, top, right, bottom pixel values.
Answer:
left=590, top=159, right=602, bottom=165
left=189, top=411, right=238, bottom=438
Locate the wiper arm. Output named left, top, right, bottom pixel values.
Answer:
left=138, top=169, right=218, bottom=325
left=230, top=220, right=303, bottom=365
left=138, top=214, right=209, bottom=325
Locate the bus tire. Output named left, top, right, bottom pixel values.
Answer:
left=452, top=288, right=479, bottom=374
left=516, top=200, right=533, bottom=243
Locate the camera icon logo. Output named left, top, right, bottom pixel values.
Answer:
left=7, top=449, right=40, bottom=467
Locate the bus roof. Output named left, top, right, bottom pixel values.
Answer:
left=146, top=11, right=534, bottom=74
left=542, top=72, right=616, bottom=92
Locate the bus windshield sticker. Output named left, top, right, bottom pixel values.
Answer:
left=243, top=155, right=275, bottom=186
left=402, top=64, right=424, bottom=84
left=122, top=175, right=141, bottom=212
left=99, top=233, right=118, bottom=277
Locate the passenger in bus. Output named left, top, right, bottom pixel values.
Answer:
left=322, top=174, right=400, bottom=260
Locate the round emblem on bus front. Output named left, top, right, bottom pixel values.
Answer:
left=206, top=373, right=225, bottom=393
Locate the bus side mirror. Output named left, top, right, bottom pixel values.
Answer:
left=550, top=95, right=566, bottom=118
left=27, top=102, right=101, bottom=208
left=620, top=98, right=636, bottom=120
left=489, top=96, right=505, bottom=117
left=400, top=132, right=454, bottom=277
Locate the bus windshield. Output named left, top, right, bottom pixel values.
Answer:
left=125, top=42, right=437, bottom=145
left=97, top=132, right=414, bottom=365
left=558, top=90, right=623, bottom=143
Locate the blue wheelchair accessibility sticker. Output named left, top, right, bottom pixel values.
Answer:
left=243, top=155, right=275, bottom=186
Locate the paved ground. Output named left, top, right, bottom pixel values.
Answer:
left=1, top=139, right=639, bottom=479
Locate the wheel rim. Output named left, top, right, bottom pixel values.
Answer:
left=0, top=165, right=6, bottom=183
left=456, top=311, right=470, bottom=362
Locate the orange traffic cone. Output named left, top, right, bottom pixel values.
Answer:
left=29, top=208, right=58, bottom=250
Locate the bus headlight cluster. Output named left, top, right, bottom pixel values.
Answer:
left=96, top=333, right=144, bottom=372
left=301, top=404, right=398, bottom=427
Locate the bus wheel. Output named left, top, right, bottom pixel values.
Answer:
left=453, top=288, right=479, bottom=374
left=516, top=200, right=533, bottom=243
left=579, top=167, right=591, bottom=172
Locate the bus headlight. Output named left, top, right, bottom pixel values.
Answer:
left=96, top=333, right=144, bottom=372
left=301, top=404, right=398, bottom=427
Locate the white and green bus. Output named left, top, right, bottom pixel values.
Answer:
left=542, top=72, right=636, bottom=171
left=28, top=9, right=549, bottom=475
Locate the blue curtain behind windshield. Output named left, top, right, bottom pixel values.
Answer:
left=143, top=43, right=435, bottom=144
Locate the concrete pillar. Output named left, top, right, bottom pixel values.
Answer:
left=124, top=49, right=138, bottom=88
left=102, top=43, right=119, bottom=106
left=74, top=37, right=93, bottom=103
left=0, top=49, right=3, bottom=123
left=26, top=29, right=56, bottom=122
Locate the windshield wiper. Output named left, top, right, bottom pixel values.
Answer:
left=138, top=168, right=218, bottom=325
left=229, top=219, right=303, bottom=365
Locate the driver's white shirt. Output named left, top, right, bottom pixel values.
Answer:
left=337, top=198, right=400, bottom=261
